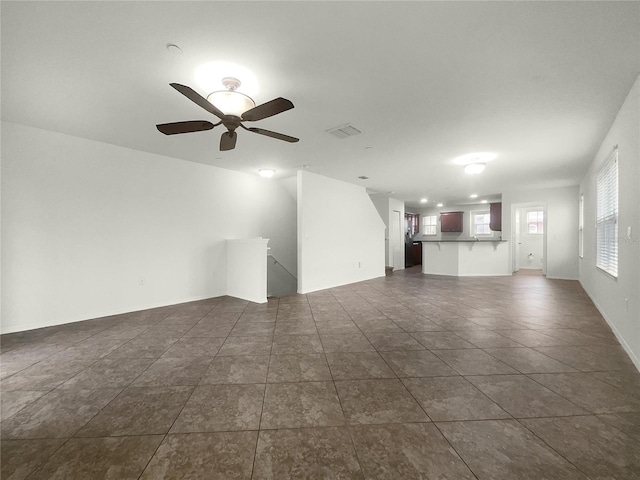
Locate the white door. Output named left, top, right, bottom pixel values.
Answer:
left=518, top=207, right=544, bottom=270
left=512, top=203, right=547, bottom=275
left=391, top=210, right=404, bottom=270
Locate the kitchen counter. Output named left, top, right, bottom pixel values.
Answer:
left=421, top=239, right=507, bottom=243
left=422, top=239, right=510, bottom=276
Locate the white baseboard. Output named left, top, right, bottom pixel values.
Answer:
left=0, top=293, right=224, bottom=335
left=579, top=280, right=640, bottom=373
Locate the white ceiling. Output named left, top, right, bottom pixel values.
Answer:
left=2, top=1, right=639, bottom=208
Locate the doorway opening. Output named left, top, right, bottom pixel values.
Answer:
left=512, top=203, right=547, bottom=275
left=391, top=210, right=404, bottom=271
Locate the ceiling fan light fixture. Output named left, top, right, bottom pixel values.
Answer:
left=464, top=162, right=485, bottom=175
left=207, top=90, right=255, bottom=117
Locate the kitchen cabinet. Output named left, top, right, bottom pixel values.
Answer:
left=490, top=202, right=502, bottom=231
left=440, top=212, right=463, bottom=232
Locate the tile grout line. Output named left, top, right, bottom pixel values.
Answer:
left=135, top=299, right=246, bottom=479
left=249, top=297, right=279, bottom=479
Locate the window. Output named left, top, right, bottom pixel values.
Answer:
left=422, top=215, right=437, bottom=235
left=579, top=193, right=584, bottom=258
left=472, top=211, right=491, bottom=236
left=527, top=210, right=544, bottom=234
left=405, top=213, right=419, bottom=236
left=596, top=149, right=618, bottom=277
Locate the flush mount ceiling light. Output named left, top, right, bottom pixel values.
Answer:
left=469, top=194, right=478, bottom=199
left=464, top=162, right=485, bottom=175
left=437, top=203, right=444, bottom=207
left=259, top=169, right=275, bottom=178
left=452, top=152, right=497, bottom=165
left=453, top=152, right=496, bottom=175
left=420, top=198, right=428, bottom=203
left=481, top=199, right=488, bottom=204
left=207, top=77, right=256, bottom=118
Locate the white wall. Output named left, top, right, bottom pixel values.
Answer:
left=297, top=171, right=385, bottom=293
left=369, top=194, right=405, bottom=270
left=227, top=239, right=269, bottom=304
left=502, top=186, right=579, bottom=280
left=579, top=75, right=640, bottom=370
left=369, top=194, right=390, bottom=266
left=1, top=122, right=297, bottom=333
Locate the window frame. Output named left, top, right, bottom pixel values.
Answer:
left=470, top=210, right=491, bottom=237
left=422, top=215, right=437, bottom=236
left=579, top=193, right=584, bottom=259
left=595, top=149, right=618, bottom=278
left=526, top=210, right=544, bottom=235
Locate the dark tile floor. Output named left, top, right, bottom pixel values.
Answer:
left=2, top=267, right=640, bottom=479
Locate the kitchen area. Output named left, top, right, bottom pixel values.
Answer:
left=406, top=198, right=510, bottom=276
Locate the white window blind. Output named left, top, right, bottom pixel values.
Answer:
left=526, top=210, right=544, bottom=234
left=596, top=149, right=618, bottom=277
left=472, top=211, right=491, bottom=236
left=422, top=215, right=437, bottom=235
left=579, top=193, right=584, bottom=258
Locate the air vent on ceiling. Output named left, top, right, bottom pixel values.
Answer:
left=358, top=175, right=370, bottom=180
left=326, top=123, right=362, bottom=139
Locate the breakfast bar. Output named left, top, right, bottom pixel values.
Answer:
left=421, top=240, right=510, bottom=276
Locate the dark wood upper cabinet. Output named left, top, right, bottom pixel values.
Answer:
left=490, top=202, right=502, bottom=231
left=440, top=211, right=463, bottom=232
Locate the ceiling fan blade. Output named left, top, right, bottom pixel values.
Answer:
left=170, top=83, right=226, bottom=119
left=220, top=131, right=237, bottom=151
left=245, top=127, right=299, bottom=143
left=156, top=121, right=216, bottom=135
left=241, top=97, right=294, bottom=122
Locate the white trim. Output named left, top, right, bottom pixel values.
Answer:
left=0, top=293, right=223, bottom=335
left=470, top=209, right=491, bottom=236
left=579, top=280, right=640, bottom=373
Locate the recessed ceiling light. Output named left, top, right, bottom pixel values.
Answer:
left=437, top=203, right=443, bottom=207
left=464, top=163, right=485, bottom=174
left=420, top=198, right=428, bottom=203
left=469, top=194, right=478, bottom=199
left=259, top=169, right=275, bottom=178
left=481, top=199, right=488, bottom=204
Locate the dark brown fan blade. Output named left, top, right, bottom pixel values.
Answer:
left=170, top=83, right=226, bottom=119
left=220, top=131, right=237, bottom=151
left=156, top=121, right=216, bottom=135
left=241, top=97, right=294, bottom=122
left=244, top=127, right=299, bottom=143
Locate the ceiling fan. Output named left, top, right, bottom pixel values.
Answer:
left=156, top=77, right=299, bottom=151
